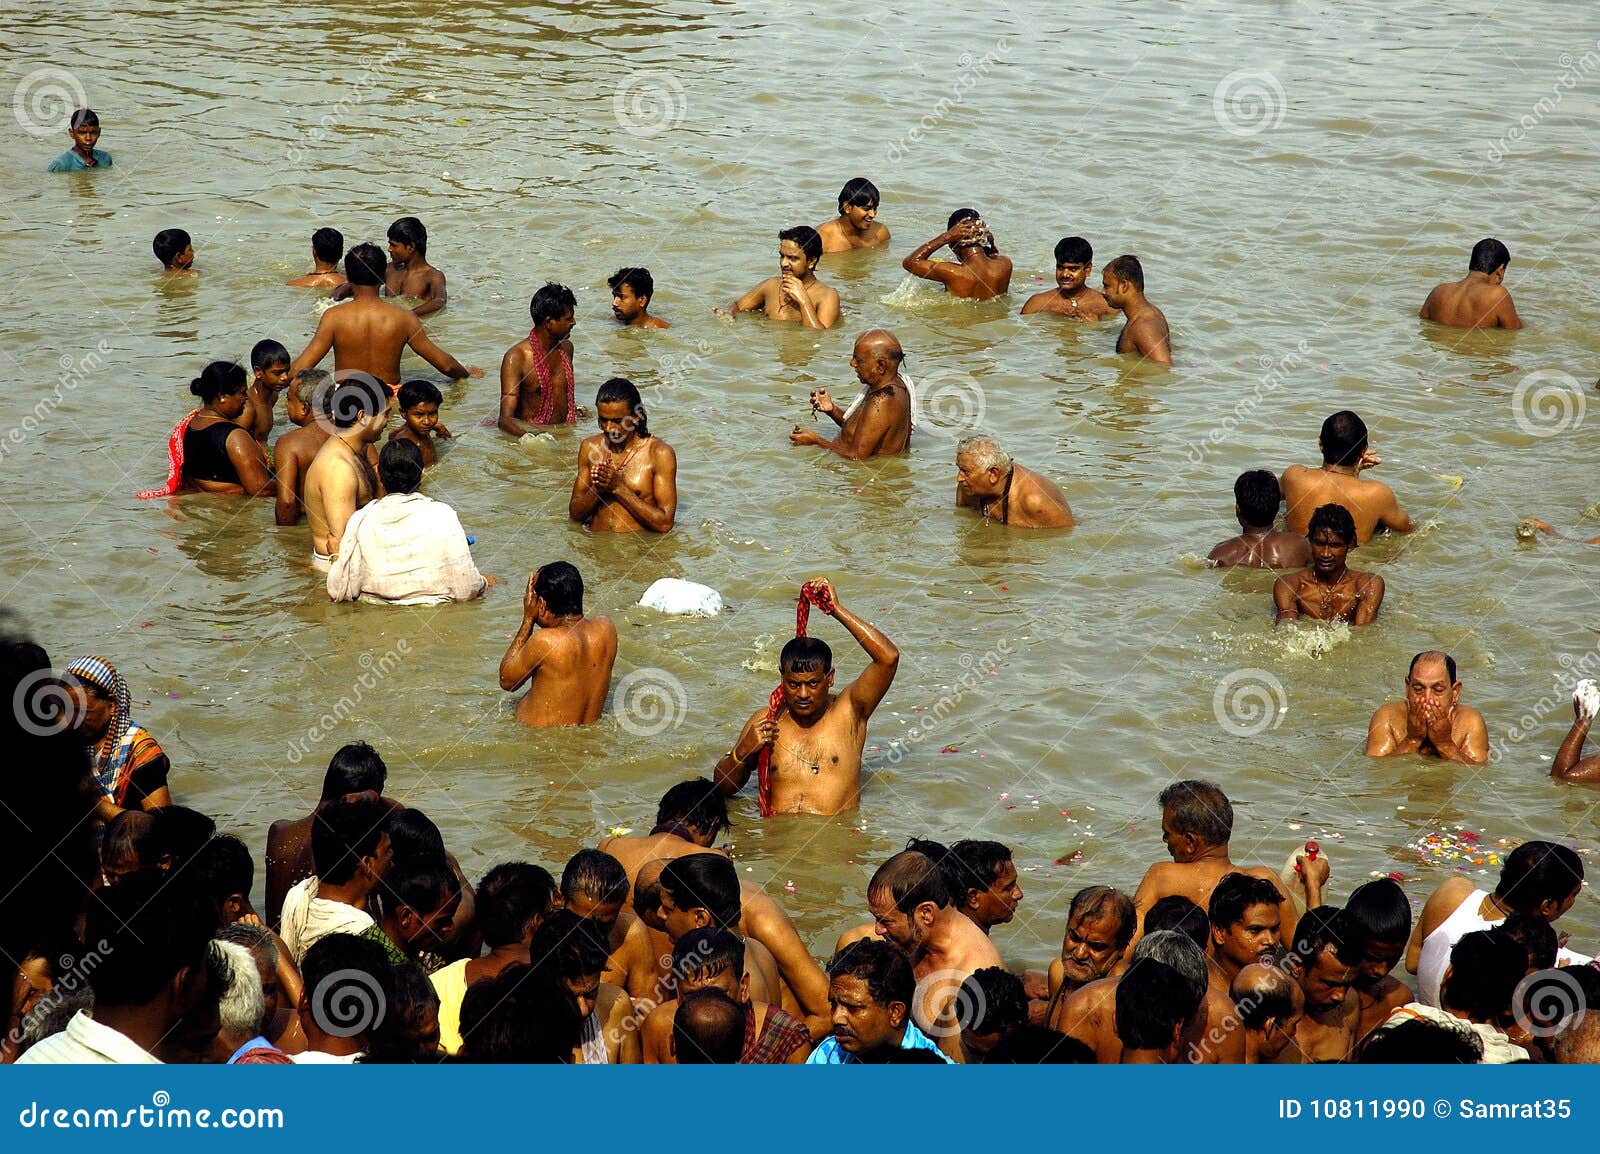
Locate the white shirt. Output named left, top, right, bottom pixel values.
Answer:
left=17, top=1010, right=160, bottom=1064
left=279, top=875, right=375, bottom=965
left=327, top=491, right=485, bottom=605
left=290, top=1050, right=362, bottom=1064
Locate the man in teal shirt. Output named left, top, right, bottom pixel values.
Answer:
left=806, top=940, right=953, bottom=1063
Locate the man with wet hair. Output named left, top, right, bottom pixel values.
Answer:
left=264, top=742, right=389, bottom=924
left=559, top=849, right=658, bottom=1005
left=569, top=377, right=677, bottom=533
left=598, top=778, right=732, bottom=899
left=718, top=226, right=840, bottom=328
left=657, top=854, right=784, bottom=1004
left=500, top=282, right=579, bottom=433
left=608, top=267, right=668, bottom=328
left=862, top=848, right=1002, bottom=1058
left=1281, top=907, right=1363, bottom=1062
left=1420, top=237, right=1522, bottom=329
left=945, top=839, right=1023, bottom=934
left=715, top=578, right=897, bottom=815
left=1058, top=930, right=1208, bottom=1063
left=530, top=909, right=640, bottom=1063
left=287, top=226, right=346, bottom=289
left=1272, top=502, right=1385, bottom=624
left=1342, top=877, right=1415, bottom=1041
left=1408, top=839, right=1587, bottom=1006
left=1231, top=963, right=1304, bottom=1064
left=303, top=370, right=389, bottom=572
left=791, top=329, right=912, bottom=459
left=956, top=434, right=1074, bottom=528
left=1366, top=650, right=1489, bottom=764
left=1132, top=780, right=1310, bottom=951
left=672, top=988, right=745, bottom=1063
left=1021, top=236, right=1116, bottom=320
left=817, top=177, right=890, bottom=253
left=958, top=967, right=1028, bottom=1063
left=642, top=928, right=811, bottom=1063
left=1046, top=886, right=1137, bottom=1022
left=272, top=368, right=341, bottom=527
left=1206, top=469, right=1311, bottom=569
left=1102, top=254, right=1171, bottom=366
left=499, top=561, right=617, bottom=727
left=290, top=242, right=481, bottom=390
left=807, top=940, right=951, bottom=1063
left=902, top=207, right=1012, bottom=300
left=1117, top=960, right=1204, bottom=1063
left=1280, top=410, right=1412, bottom=543
left=1209, top=873, right=1285, bottom=984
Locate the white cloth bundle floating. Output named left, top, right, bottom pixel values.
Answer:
left=639, top=578, right=723, bottom=617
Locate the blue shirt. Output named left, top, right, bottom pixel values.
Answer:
left=47, top=148, right=112, bottom=172
left=805, top=1021, right=953, bottom=1064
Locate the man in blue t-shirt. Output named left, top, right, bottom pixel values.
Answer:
left=806, top=939, right=952, bottom=1064
left=46, top=108, right=113, bottom=172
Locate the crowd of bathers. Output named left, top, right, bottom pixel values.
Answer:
left=16, top=110, right=1596, bottom=1065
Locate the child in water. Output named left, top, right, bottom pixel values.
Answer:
left=47, top=108, right=112, bottom=171
left=153, top=229, right=195, bottom=276
left=389, top=379, right=451, bottom=466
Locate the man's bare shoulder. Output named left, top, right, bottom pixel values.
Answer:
left=590, top=614, right=619, bottom=642
left=1370, top=699, right=1406, bottom=726
left=649, top=438, right=677, bottom=464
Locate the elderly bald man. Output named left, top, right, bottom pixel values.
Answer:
left=1365, top=651, right=1489, bottom=765
left=955, top=435, right=1074, bottom=528
left=790, top=330, right=913, bottom=459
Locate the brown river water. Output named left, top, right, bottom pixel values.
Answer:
left=3, top=1, right=1599, bottom=970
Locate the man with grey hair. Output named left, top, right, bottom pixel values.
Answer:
left=955, top=434, right=1074, bottom=528
left=214, top=940, right=291, bottom=1064
left=790, top=329, right=914, bottom=459
left=1056, top=929, right=1208, bottom=1063
left=218, top=920, right=301, bottom=1052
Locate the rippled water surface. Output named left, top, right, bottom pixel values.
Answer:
left=4, top=1, right=1600, bottom=965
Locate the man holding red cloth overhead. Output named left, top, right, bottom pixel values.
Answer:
left=714, top=579, right=898, bottom=816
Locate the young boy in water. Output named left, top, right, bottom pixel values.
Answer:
left=1021, top=237, right=1116, bottom=321
left=389, top=379, right=451, bottom=466
left=287, top=227, right=346, bottom=289
left=47, top=108, right=112, bottom=171
left=816, top=178, right=890, bottom=253
left=244, top=339, right=293, bottom=443
left=273, top=369, right=333, bottom=526
left=608, top=267, right=669, bottom=329
left=153, top=229, right=195, bottom=275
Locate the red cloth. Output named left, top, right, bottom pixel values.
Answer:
left=136, top=409, right=199, bottom=499
left=525, top=333, right=577, bottom=425
left=756, top=580, right=835, bottom=816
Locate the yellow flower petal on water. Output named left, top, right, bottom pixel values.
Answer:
left=1435, top=473, right=1464, bottom=489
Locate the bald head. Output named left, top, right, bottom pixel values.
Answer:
left=852, top=329, right=904, bottom=386
left=673, top=988, right=746, bottom=1063
left=1231, top=963, right=1302, bottom=1030
left=633, top=858, right=672, bottom=930
left=1408, top=650, right=1457, bottom=685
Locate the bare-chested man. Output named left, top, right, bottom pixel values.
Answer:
left=290, top=243, right=482, bottom=391
left=498, top=562, right=617, bottom=728
left=273, top=369, right=332, bottom=526
left=1273, top=503, right=1385, bottom=625
left=1551, top=684, right=1600, bottom=784
left=1020, top=236, right=1116, bottom=321
left=1206, top=873, right=1286, bottom=1035
left=500, top=282, right=579, bottom=433
left=717, top=226, right=840, bottom=330
left=244, top=340, right=292, bottom=444
left=657, top=855, right=784, bottom=1006
left=329, top=218, right=446, bottom=316
left=1207, top=470, right=1311, bottom=569
left=286, top=227, right=345, bottom=290
left=1278, top=908, right=1361, bottom=1063
left=1420, top=237, right=1522, bottom=330
left=956, top=434, right=1074, bottom=528
left=864, top=849, right=1004, bottom=1061
left=901, top=208, right=1012, bottom=300
left=790, top=330, right=912, bottom=459
left=1366, top=650, right=1489, bottom=764
left=714, top=579, right=898, bottom=816
left=816, top=178, right=890, bottom=254
left=1044, top=886, right=1136, bottom=1026
left=643, top=930, right=811, bottom=1063
left=608, top=267, right=669, bottom=329
left=303, top=376, right=388, bottom=572
left=568, top=378, right=677, bottom=533
left=1281, top=410, right=1412, bottom=543
left=1056, top=931, right=1209, bottom=1064
left=1102, top=254, right=1172, bottom=366
left=1344, top=878, right=1416, bottom=1043
left=1131, top=780, right=1314, bottom=952
left=1231, top=963, right=1304, bottom=1064
left=561, top=849, right=664, bottom=1008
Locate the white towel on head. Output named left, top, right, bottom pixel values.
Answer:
left=842, top=371, right=921, bottom=431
